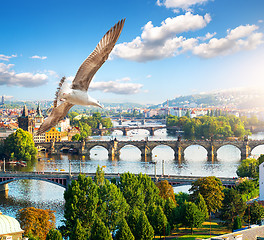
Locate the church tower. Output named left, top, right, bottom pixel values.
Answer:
left=34, top=103, right=44, bottom=128
left=18, top=105, right=34, bottom=134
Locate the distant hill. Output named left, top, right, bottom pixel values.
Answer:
left=157, top=88, right=264, bottom=110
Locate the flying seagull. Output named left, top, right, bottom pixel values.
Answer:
left=37, top=19, right=125, bottom=135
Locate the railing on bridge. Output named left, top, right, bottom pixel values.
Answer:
left=0, top=171, right=237, bottom=191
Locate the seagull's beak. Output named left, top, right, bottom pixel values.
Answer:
left=96, top=102, right=103, bottom=108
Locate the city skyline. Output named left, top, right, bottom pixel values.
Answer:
left=1, top=0, right=264, bottom=104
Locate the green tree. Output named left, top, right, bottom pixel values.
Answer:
left=190, top=176, right=224, bottom=213
left=94, top=165, right=105, bottom=186
left=70, top=218, right=88, bottom=240
left=90, top=218, right=113, bottom=240
left=233, top=216, right=242, bottom=231
left=126, top=208, right=141, bottom=237
left=135, top=211, right=154, bottom=240
left=46, top=229, right=62, bottom=240
left=220, top=188, right=246, bottom=226
left=71, top=134, right=81, bottom=141
left=4, top=128, right=37, bottom=161
left=63, top=175, right=99, bottom=237
left=138, top=173, right=161, bottom=207
left=102, top=117, right=113, bottom=128
left=183, top=202, right=205, bottom=234
left=194, top=193, right=209, bottom=220
left=175, top=192, right=190, bottom=206
left=236, top=158, right=258, bottom=178
left=119, top=172, right=145, bottom=210
left=97, top=180, right=129, bottom=232
left=164, top=198, right=177, bottom=228
left=249, top=201, right=264, bottom=224
left=147, top=205, right=169, bottom=238
left=114, top=218, right=134, bottom=240
left=68, top=111, right=79, bottom=124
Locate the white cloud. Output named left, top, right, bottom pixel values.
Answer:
left=258, top=20, right=263, bottom=23
left=198, top=32, right=216, bottom=41
left=112, top=12, right=210, bottom=62
left=0, top=63, right=48, bottom=87
left=116, top=77, right=131, bottom=82
left=90, top=81, right=143, bottom=95
left=157, top=0, right=210, bottom=10
left=193, top=24, right=264, bottom=58
left=146, top=75, right=152, bottom=78
left=0, top=54, right=17, bottom=61
left=30, top=55, right=47, bottom=60
left=46, top=70, right=59, bottom=78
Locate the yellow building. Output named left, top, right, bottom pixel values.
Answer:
left=45, top=127, right=61, bottom=142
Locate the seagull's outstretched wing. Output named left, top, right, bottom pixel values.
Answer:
left=71, top=19, right=125, bottom=91
left=37, top=102, right=74, bottom=135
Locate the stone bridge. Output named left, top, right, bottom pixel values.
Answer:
left=0, top=172, right=237, bottom=193
left=35, top=138, right=264, bottom=161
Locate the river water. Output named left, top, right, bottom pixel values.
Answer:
left=1, top=120, right=264, bottom=227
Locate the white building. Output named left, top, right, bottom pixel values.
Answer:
left=259, top=162, right=264, bottom=201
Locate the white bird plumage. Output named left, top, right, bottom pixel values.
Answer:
left=37, top=19, right=125, bottom=135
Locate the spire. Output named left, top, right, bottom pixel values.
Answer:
left=22, top=105, right=28, bottom=117
left=36, top=102, right=43, bottom=117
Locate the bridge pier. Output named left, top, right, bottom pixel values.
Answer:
left=241, top=137, right=251, bottom=159
left=80, top=141, right=89, bottom=155
left=122, top=128, right=128, bottom=136
left=0, top=183, right=9, bottom=195
left=174, top=147, right=184, bottom=161
left=108, top=140, right=120, bottom=158
left=149, top=127, right=154, bottom=136
left=140, top=145, right=152, bottom=157
left=241, top=145, right=251, bottom=159
left=207, top=145, right=217, bottom=162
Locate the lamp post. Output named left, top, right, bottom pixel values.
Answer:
left=162, top=160, right=165, bottom=176
left=69, top=159, right=71, bottom=176
left=154, top=161, right=157, bottom=180
left=3, top=158, right=5, bottom=172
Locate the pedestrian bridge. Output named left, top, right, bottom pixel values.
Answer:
left=0, top=171, right=237, bottom=192
left=35, top=138, right=264, bottom=161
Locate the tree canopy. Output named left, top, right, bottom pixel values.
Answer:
left=236, top=158, right=259, bottom=178
left=190, top=176, right=224, bottom=213
left=3, top=128, right=37, bottom=161
left=17, top=207, right=55, bottom=240
left=166, top=115, right=251, bottom=139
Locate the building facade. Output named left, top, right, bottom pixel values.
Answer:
left=45, top=127, right=61, bottom=142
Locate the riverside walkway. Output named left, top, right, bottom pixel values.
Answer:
left=0, top=171, right=237, bottom=191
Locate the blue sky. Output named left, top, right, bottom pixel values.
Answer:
left=1, top=0, right=264, bottom=104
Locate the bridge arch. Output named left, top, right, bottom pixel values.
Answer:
left=152, top=144, right=174, bottom=159
left=118, top=144, right=142, bottom=157
left=0, top=177, right=67, bottom=189
left=215, top=143, right=241, bottom=153
left=183, top=144, right=208, bottom=160
left=89, top=145, right=109, bottom=158
left=251, top=144, right=264, bottom=156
